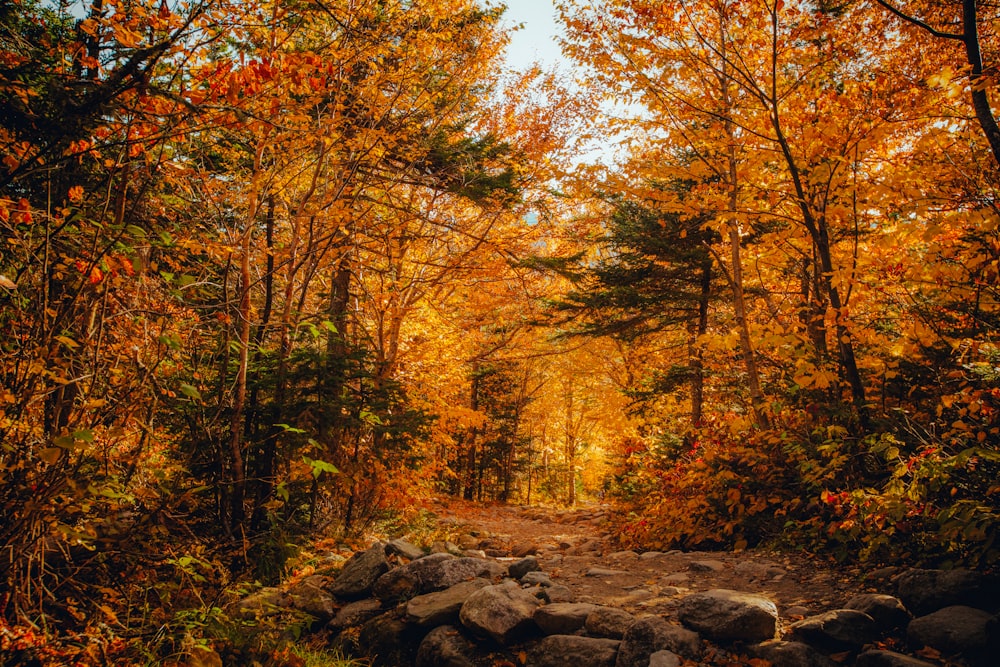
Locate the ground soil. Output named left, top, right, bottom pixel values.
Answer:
left=427, top=499, right=889, bottom=624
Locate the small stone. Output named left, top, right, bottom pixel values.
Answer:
left=585, top=607, right=635, bottom=639
left=431, top=540, right=462, bottom=555
left=512, top=543, right=539, bottom=557
left=789, top=609, right=876, bottom=651
left=660, top=573, right=689, bottom=585
left=609, top=550, right=639, bottom=559
left=521, top=571, right=553, bottom=587
left=287, top=575, right=336, bottom=619
left=508, top=556, right=541, bottom=580
left=688, top=560, right=725, bottom=573
left=677, top=589, right=778, bottom=642
left=783, top=605, right=811, bottom=618
left=639, top=551, right=666, bottom=560
left=462, top=549, right=487, bottom=559
left=625, top=589, right=654, bottom=602
left=543, top=584, right=576, bottom=603
left=586, top=567, right=627, bottom=577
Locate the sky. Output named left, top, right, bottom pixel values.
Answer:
left=499, top=0, right=566, bottom=71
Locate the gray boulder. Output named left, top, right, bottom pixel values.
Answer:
left=895, top=568, right=999, bottom=615
left=688, top=560, right=725, bottom=572
left=437, top=557, right=505, bottom=589
left=855, top=650, right=939, bottom=667
left=359, top=611, right=421, bottom=666
left=415, top=625, right=477, bottom=667
left=528, top=635, right=620, bottom=667
left=331, top=544, right=390, bottom=600
left=406, top=579, right=492, bottom=628
left=585, top=607, right=636, bottom=639
left=534, top=602, right=598, bottom=635
left=907, top=605, right=995, bottom=662
left=845, top=594, right=911, bottom=632
left=459, top=580, right=541, bottom=644
left=614, top=615, right=701, bottom=667
left=750, top=640, right=837, bottom=667
left=677, top=589, right=778, bottom=642
left=788, top=609, right=877, bottom=651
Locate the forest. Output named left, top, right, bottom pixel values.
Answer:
left=1, top=0, right=999, bottom=664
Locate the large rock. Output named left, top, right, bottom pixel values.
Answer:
left=749, top=640, right=837, bottom=667
left=373, top=552, right=455, bottom=601
left=534, top=602, right=598, bottom=635
left=521, top=571, right=552, bottom=587
left=614, top=615, right=701, bottom=667
left=677, top=589, right=778, bottom=642
left=286, top=575, right=336, bottom=619
left=406, top=579, right=492, bottom=628
left=788, top=609, right=877, bottom=651
left=907, top=605, right=995, bottom=663
left=855, top=650, right=939, bottom=667
left=845, top=594, right=911, bottom=632
left=235, top=587, right=292, bottom=618
left=329, top=598, right=384, bottom=631
left=459, top=580, right=541, bottom=644
left=331, top=544, right=390, bottom=600
left=415, top=625, right=478, bottom=667
left=585, top=607, right=636, bottom=639
left=895, top=568, right=999, bottom=615
left=541, top=584, right=575, bottom=603
left=359, top=611, right=422, bottom=666
left=528, top=635, right=620, bottom=667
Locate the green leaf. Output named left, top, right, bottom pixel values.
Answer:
left=321, top=320, right=338, bottom=333
left=275, top=423, right=306, bottom=434
left=180, top=384, right=202, bottom=400
left=303, top=456, right=339, bottom=479
left=125, top=224, right=147, bottom=237
left=73, top=429, right=94, bottom=442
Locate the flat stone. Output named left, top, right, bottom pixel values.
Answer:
left=688, top=560, right=725, bottom=572
left=331, top=544, right=390, bottom=600
left=459, top=580, right=541, bottom=644
left=386, top=538, right=425, bottom=561
left=236, top=587, right=292, bottom=618
left=406, top=579, right=491, bottom=628
left=677, top=589, right=778, bottom=642
left=855, top=650, right=939, bottom=667
left=585, top=607, right=635, bottom=639
left=529, top=635, right=620, bottom=667
left=586, top=567, right=627, bottom=577
left=639, top=551, right=666, bottom=560
left=907, top=605, right=994, bottom=660
left=789, top=609, right=877, bottom=651
left=436, top=557, right=505, bottom=589
left=614, top=615, right=700, bottom=666
left=660, top=573, right=689, bottom=585
left=534, top=602, right=598, bottom=635
left=749, top=640, right=837, bottom=667
left=372, top=552, right=455, bottom=601
left=287, top=575, right=336, bottom=619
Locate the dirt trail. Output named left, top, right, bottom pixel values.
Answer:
left=428, top=500, right=881, bottom=622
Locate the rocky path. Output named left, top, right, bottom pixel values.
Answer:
left=235, top=501, right=998, bottom=667
left=428, top=501, right=871, bottom=620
